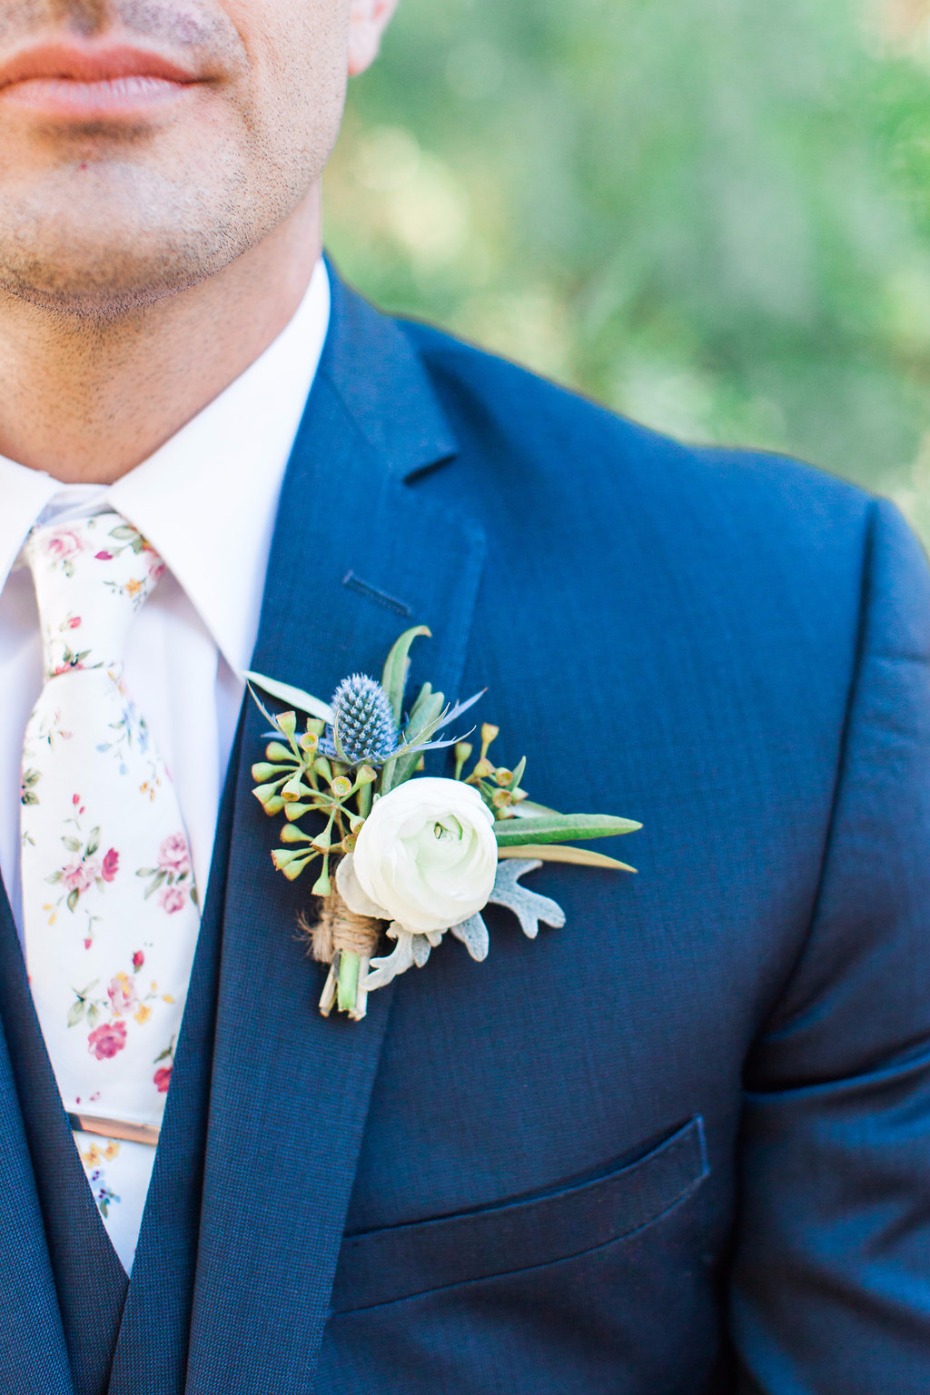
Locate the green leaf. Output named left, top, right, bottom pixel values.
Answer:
left=494, top=813, right=642, bottom=848
left=513, top=799, right=560, bottom=818
left=143, top=869, right=168, bottom=899
left=382, top=686, right=447, bottom=794
left=404, top=681, right=438, bottom=731
left=244, top=671, right=333, bottom=724
left=62, top=836, right=82, bottom=853
left=67, top=999, right=87, bottom=1028
left=86, top=827, right=100, bottom=857
left=381, top=625, right=431, bottom=725
left=508, top=756, right=527, bottom=791
left=497, top=844, right=637, bottom=872
left=87, top=1004, right=100, bottom=1029
left=66, top=888, right=80, bottom=913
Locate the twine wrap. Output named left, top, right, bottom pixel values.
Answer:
left=302, top=885, right=382, bottom=965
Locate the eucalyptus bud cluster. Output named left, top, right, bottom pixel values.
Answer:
left=454, top=722, right=529, bottom=819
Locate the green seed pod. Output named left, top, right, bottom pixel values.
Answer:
left=265, top=742, right=294, bottom=764
left=277, top=711, right=298, bottom=737
left=252, top=781, right=281, bottom=805
left=280, top=824, right=313, bottom=844
left=251, top=762, right=281, bottom=783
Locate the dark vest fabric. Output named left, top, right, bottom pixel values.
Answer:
left=0, top=723, right=240, bottom=1395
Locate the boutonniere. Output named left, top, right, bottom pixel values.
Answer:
left=247, top=627, right=640, bottom=1021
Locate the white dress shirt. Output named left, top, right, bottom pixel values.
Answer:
left=0, top=260, right=329, bottom=1091
left=0, top=258, right=329, bottom=1270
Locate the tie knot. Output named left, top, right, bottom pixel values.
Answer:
left=24, top=513, right=165, bottom=680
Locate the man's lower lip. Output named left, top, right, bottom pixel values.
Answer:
left=0, top=75, right=197, bottom=119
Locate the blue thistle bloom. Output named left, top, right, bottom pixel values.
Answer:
left=321, top=673, right=399, bottom=767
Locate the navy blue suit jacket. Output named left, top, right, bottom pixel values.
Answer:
left=1, top=269, right=929, bottom=1394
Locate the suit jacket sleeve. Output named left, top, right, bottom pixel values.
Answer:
left=728, top=496, right=930, bottom=1392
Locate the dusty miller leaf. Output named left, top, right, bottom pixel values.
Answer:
left=487, top=859, right=566, bottom=939
left=450, top=913, right=490, bottom=962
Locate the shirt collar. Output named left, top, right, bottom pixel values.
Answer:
left=0, top=257, right=331, bottom=678
left=108, top=258, right=330, bottom=675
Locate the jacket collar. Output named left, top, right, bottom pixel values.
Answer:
left=185, top=271, right=485, bottom=1394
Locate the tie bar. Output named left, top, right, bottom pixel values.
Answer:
left=68, top=1112, right=160, bottom=1147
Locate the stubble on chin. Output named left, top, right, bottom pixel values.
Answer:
left=0, top=158, right=261, bottom=320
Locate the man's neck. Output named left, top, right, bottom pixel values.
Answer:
left=0, top=190, right=322, bottom=485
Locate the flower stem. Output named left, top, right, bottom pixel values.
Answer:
left=337, top=950, right=361, bottom=1015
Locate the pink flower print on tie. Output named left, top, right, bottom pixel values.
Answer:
left=107, top=971, right=138, bottom=1016
left=153, top=1036, right=176, bottom=1094
left=158, top=886, right=188, bottom=915
left=43, top=528, right=85, bottom=577
left=158, top=832, right=191, bottom=876
left=88, top=1020, right=127, bottom=1060
left=45, top=796, right=119, bottom=932
left=50, top=616, right=94, bottom=675
left=69, top=955, right=174, bottom=1049
left=48, top=613, right=92, bottom=676
left=136, top=832, right=198, bottom=910
left=96, top=522, right=167, bottom=608
left=61, top=860, right=99, bottom=897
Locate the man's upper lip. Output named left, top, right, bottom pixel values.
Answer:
left=0, top=43, right=201, bottom=89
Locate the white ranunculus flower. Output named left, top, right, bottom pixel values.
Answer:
left=345, top=776, right=498, bottom=934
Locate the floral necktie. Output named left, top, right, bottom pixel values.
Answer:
left=19, top=512, right=200, bottom=1271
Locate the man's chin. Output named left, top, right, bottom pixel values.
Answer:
left=0, top=224, right=242, bottom=320
left=0, top=160, right=260, bottom=318
left=0, top=262, right=205, bottom=320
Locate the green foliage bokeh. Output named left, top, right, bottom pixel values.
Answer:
left=325, top=0, right=930, bottom=538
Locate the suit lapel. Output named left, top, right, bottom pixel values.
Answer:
left=186, top=275, right=485, bottom=1394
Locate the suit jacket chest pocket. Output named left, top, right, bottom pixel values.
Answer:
left=332, top=1115, right=709, bottom=1313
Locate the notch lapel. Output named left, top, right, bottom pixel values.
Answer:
left=186, top=276, right=486, bottom=1394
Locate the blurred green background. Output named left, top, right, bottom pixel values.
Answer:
left=325, top=0, right=930, bottom=540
